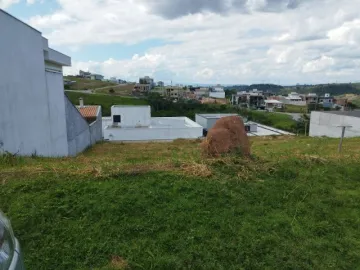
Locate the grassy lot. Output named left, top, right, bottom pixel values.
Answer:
left=94, top=84, right=136, bottom=96
left=2, top=137, right=360, bottom=269
left=65, top=76, right=117, bottom=90
left=283, top=104, right=307, bottom=113
left=65, top=92, right=149, bottom=116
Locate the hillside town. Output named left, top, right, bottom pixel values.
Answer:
left=2, top=4, right=360, bottom=270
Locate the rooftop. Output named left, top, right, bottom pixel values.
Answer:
left=322, top=111, right=360, bottom=118
left=265, top=100, right=283, bottom=104
left=76, top=106, right=100, bottom=123
left=196, top=114, right=238, bottom=119
left=247, top=122, right=294, bottom=137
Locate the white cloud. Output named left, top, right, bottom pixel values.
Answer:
left=0, top=0, right=19, bottom=9
left=302, top=56, right=335, bottom=73
left=21, top=0, right=360, bottom=84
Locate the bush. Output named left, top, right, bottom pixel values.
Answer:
left=109, top=88, right=115, bottom=94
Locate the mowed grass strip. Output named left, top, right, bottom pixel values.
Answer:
left=1, top=137, right=360, bottom=269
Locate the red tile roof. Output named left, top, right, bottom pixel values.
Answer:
left=76, top=106, right=99, bottom=123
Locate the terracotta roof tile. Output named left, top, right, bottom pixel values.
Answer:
left=76, top=106, right=99, bottom=123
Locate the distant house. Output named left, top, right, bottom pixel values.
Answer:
left=0, top=10, right=102, bottom=157
left=283, top=92, right=306, bottom=106
left=304, top=93, right=319, bottom=104
left=265, top=100, right=283, bottom=111
left=134, top=84, right=151, bottom=93
left=91, top=74, right=104, bottom=81
left=79, top=70, right=91, bottom=78
left=139, top=76, right=155, bottom=89
left=165, top=86, right=187, bottom=99
left=319, top=93, right=334, bottom=108
left=157, top=81, right=165, bottom=87
left=209, top=85, right=225, bottom=99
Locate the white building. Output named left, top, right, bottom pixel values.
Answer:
left=195, top=114, right=293, bottom=136
left=265, top=100, right=283, bottom=111
left=209, top=85, right=225, bottom=99
left=0, top=10, right=102, bottom=156
left=283, top=92, right=306, bottom=106
left=91, top=74, right=104, bottom=81
left=310, top=111, right=360, bottom=138
left=103, top=106, right=203, bottom=141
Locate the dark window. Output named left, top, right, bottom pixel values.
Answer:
left=245, top=125, right=250, bottom=132
left=113, top=115, right=121, bottom=123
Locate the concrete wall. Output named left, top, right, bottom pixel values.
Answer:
left=104, top=126, right=202, bottom=141
left=0, top=11, right=62, bottom=156
left=90, top=108, right=103, bottom=145
left=310, top=111, right=360, bottom=138
left=209, top=92, right=225, bottom=99
left=111, top=106, right=151, bottom=127
left=195, top=115, right=208, bottom=129
left=65, top=96, right=91, bottom=156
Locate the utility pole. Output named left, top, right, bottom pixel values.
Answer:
left=337, top=125, right=352, bottom=153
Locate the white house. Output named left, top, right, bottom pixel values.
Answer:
left=209, top=85, right=225, bottom=99
left=283, top=92, right=306, bottom=106
left=265, top=100, right=283, bottom=111
left=0, top=10, right=102, bottom=156
left=91, top=74, right=104, bottom=81
left=195, top=114, right=293, bottom=136
left=310, top=111, right=360, bottom=138
left=103, top=106, right=203, bottom=141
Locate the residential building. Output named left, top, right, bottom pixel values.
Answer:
left=232, top=89, right=265, bottom=109
left=304, top=93, right=319, bottom=104
left=102, top=106, right=202, bottom=141
left=195, top=114, right=293, bottom=136
left=0, top=10, right=102, bottom=156
left=79, top=70, right=91, bottom=78
left=134, top=84, right=151, bottom=93
left=165, top=86, right=186, bottom=99
left=195, top=87, right=210, bottom=98
left=201, top=98, right=228, bottom=105
left=157, top=81, right=165, bottom=87
left=310, top=111, right=360, bottom=138
left=110, top=77, right=117, bottom=83
left=91, top=74, right=104, bottom=81
left=319, top=93, right=334, bottom=108
left=139, top=76, right=155, bottom=89
left=209, top=85, right=225, bottom=99
left=264, top=100, right=283, bottom=111
left=282, top=92, right=306, bottom=106
left=334, top=98, right=348, bottom=109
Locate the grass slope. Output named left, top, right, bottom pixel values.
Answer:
left=2, top=137, right=360, bottom=269
left=65, top=92, right=149, bottom=116
left=94, top=84, right=136, bottom=96
left=65, top=76, right=117, bottom=90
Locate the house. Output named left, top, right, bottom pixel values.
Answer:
left=304, top=93, right=319, bottom=104
left=282, top=92, right=306, bottom=106
left=319, top=93, right=334, bottom=108
left=110, top=77, right=118, bottom=83
left=264, top=100, right=283, bottom=111
left=0, top=10, right=102, bottom=157
left=79, top=70, right=91, bottom=78
left=232, top=90, right=265, bottom=109
left=139, top=76, right=155, bottom=89
left=91, top=74, right=104, bottom=81
left=209, top=85, right=225, bottom=99
left=157, top=81, right=165, bottom=87
left=165, top=86, right=186, bottom=99
left=195, top=87, right=210, bottom=98
left=195, top=114, right=293, bottom=136
left=134, top=84, right=151, bottom=93
left=102, top=106, right=203, bottom=141
left=310, top=111, right=360, bottom=138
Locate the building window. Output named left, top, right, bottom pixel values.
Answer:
left=113, top=115, right=121, bottom=123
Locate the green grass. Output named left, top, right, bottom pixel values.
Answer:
left=65, top=92, right=149, bottom=116
left=283, top=104, right=307, bottom=113
left=65, top=76, right=117, bottom=90
left=94, top=84, right=136, bottom=96
left=245, top=111, right=298, bottom=133
left=2, top=138, right=360, bottom=269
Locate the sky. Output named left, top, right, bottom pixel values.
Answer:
left=2, top=0, right=360, bottom=85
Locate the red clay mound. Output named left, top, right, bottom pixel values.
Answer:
left=202, top=116, right=250, bottom=157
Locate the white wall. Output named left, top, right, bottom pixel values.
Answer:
left=195, top=115, right=208, bottom=129
left=209, top=92, right=225, bottom=99
left=0, top=11, right=53, bottom=156
left=45, top=70, right=69, bottom=156
left=111, top=106, right=151, bottom=127
left=310, top=112, right=360, bottom=138
left=104, top=126, right=202, bottom=141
